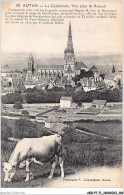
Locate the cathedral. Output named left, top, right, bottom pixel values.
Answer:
left=26, top=22, right=87, bottom=86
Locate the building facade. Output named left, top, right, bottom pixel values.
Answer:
left=60, top=96, right=73, bottom=108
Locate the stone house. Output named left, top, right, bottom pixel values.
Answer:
left=60, top=96, right=73, bottom=108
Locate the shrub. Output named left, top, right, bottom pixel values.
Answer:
left=1, top=92, right=23, bottom=104
left=12, top=119, right=44, bottom=139
left=21, top=110, right=29, bottom=115
left=13, top=101, right=23, bottom=109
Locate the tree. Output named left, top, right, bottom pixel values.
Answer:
left=76, top=69, right=94, bottom=81
left=24, top=87, right=39, bottom=93
left=77, top=82, right=82, bottom=87
left=118, top=79, right=121, bottom=89
left=112, top=65, right=115, bottom=73
left=49, top=86, right=65, bottom=92
left=87, top=70, right=94, bottom=78
left=13, top=119, right=43, bottom=139
left=13, top=101, right=23, bottom=109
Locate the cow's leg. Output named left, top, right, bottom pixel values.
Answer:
left=25, top=160, right=30, bottom=182
left=33, top=158, right=44, bottom=166
left=59, top=157, right=64, bottom=178
left=48, top=156, right=58, bottom=179
left=25, top=159, right=34, bottom=182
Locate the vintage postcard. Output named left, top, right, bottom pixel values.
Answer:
left=1, top=0, right=123, bottom=194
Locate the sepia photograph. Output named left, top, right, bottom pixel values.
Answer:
left=1, top=0, right=123, bottom=193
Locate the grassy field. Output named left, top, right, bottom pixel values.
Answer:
left=74, top=120, right=122, bottom=141
left=1, top=118, right=122, bottom=188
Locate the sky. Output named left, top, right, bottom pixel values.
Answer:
left=1, top=1, right=122, bottom=56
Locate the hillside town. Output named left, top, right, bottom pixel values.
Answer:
left=1, top=23, right=122, bottom=95
left=1, top=22, right=122, bottom=123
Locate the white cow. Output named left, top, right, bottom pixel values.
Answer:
left=2, top=134, right=64, bottom=182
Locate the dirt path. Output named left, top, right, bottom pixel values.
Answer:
left=76, top=128, right=111, bottom=139
left=1, top=166, right=122, bottom=188
left=43, top=166, right=122, bottom=188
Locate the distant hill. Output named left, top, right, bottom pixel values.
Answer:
left=1, top=52, right=122, bottom=72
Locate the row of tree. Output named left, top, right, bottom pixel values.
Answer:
left=1, top=87, right=122, bottom=105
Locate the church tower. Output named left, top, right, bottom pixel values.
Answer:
left=28, top=54, right=34, bottom=71
left=26, top=54, right=34, bottom=83
left=64, top=22, right=75, bottom=76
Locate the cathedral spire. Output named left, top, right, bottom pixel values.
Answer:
left=28, top=53, right=34, bottom=72
left=68, top=21, right=72, bottom=37
left=67, top=21, right=73, bottom=50
left=64, top=22, right=75, bottom=75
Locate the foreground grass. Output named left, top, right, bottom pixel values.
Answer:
left=1, top=118, right=122, bottom=187
left=66, top=120, right=122, bottom=141
left=63, top=122, right=122, bottom=167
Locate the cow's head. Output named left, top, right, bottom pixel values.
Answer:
left=2, top=162, right=16, bottom=182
